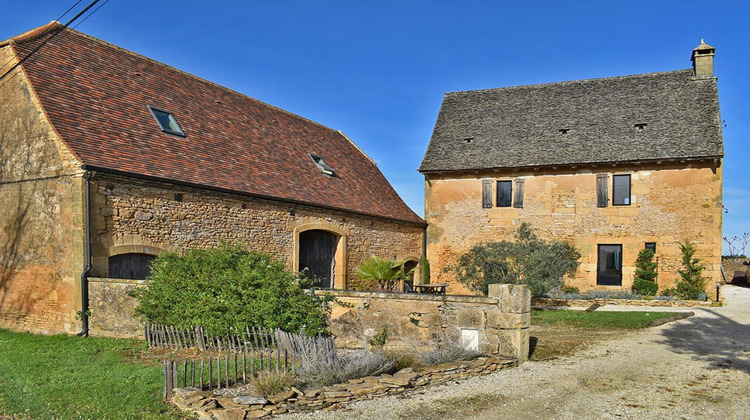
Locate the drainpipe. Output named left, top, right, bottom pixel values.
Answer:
left=77, top=170, right=92, bottom=337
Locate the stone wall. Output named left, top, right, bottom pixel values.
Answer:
left=90, top=174, right=424, bottom=291
left=88, top=278, right=144, bottom=337
left=321, top=284, right=530, bottom=361
left=0, top=45, right=85, bottom=334
left=425, top=162, right=723, bottom=296
left=172, top=356, right=516, bottom=418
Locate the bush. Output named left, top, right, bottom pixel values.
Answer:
left=449, top=223, right=581, bottom=297
left=674, top=240, right=707, bottom=300
left=251, top=370, right=300, bottom=396
left=419, top=344, right=478, bottom=366
left=356, top=256, right=414, bottom=291
left=133, top=243, right=329, bottom=336
left=632, top=249, right=658, bottom=296
left=562, top=286, right=579, bottom=294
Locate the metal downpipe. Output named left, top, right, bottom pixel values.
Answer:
left=77, top=170, right=92, bottom=337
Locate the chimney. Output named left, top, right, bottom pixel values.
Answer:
left=691, top=39, right=716, bottom=79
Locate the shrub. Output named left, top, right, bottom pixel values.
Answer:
left=421, top=257, right=431, bottom=284
left=368, top=327, right=388, bottom=348
left=562, top=286, right=579, bottom=294
left=449, top=223, right=581, bottom=297
left=356, top=256, right=414, bottom=291
left=674, top=240, right=707, bottom=300
left=419, top=344, right=479, bottom=366
left=133, top=243, right=329, bottom=336
left=632, top=249, right=658, bottom=296
left=251, top=370, right=300, bottom=396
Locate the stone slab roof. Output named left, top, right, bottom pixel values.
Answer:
left=4, top=22, right=423, bottom=225
left=420, top=68, right=724, bottom=173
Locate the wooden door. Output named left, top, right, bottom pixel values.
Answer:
left=298, top=230, right=337, bottom=288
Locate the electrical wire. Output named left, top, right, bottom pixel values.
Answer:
left=0, top=0, right=104, bottom=87
left=56, top=0, right=84, bottom=22
left=73, top=0, right=111, bottom=29
left=0, top=0, right=85, bottom=75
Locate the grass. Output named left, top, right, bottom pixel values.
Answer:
left=0, top=329, right=187, bottom=419
left=529, top=309, right=685, bottom=361
left=531, top=309, right=682, bottom=329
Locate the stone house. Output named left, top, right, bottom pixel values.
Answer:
left=0, top=22, right=425, bottom=336
left=420, top=41, right=723, bottom=295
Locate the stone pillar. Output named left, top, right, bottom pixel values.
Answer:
left=488, top=284, right=531, bottom=362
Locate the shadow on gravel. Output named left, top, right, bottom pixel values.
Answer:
left=656, top=310, right=750, bottom=374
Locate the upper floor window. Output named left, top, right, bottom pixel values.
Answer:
left=482, top=179, right=524, bottom=208
left=148, top=105, right=186, bottom=137
left=612, top=174, right=631, bottom=206
left=496, top=181, right=512, bottom=207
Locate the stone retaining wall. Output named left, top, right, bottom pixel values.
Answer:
left=320, top=284, right=531, bottom=361
left=88, top=278, right=144, bottom=337
left=532, top=297, right=715, bottom=308
left=172, top=356, right=516, bottom=419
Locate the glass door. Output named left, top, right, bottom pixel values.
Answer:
left=597, top=244, right=623, bottom=286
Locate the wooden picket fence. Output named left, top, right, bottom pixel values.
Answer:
left=160, top=325, right=336, bottom=399
left=163, top=347, right=294, bottom=399
left=145, top=322, right=277, bottom=352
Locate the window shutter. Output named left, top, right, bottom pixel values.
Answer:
left=596, top=174, right=609, bottom=207
left=482, top=179, right=492, bottom=208
left=513, top=178, right=524, bottom=208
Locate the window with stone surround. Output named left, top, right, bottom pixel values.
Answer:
left=612, top=174, right=631, bottom=206
left=496, top=180, right=512, bottom=207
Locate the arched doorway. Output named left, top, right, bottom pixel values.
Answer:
left=298, top=230, right=339, bottom=288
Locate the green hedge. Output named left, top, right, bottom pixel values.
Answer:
left=133, top=244, right=329, bottom=336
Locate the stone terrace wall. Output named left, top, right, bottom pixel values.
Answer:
left=321, top=284, right=530, bottom=361
left=88, top=278, right=143, bottom=337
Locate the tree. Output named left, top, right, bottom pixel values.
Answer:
left=632, top=249, right=658, bottom=296
left=674, top=240, right=707, bottom=300
left=133, top=243, right=329, bottom=335
left=450, top=223, right=580, bottom=297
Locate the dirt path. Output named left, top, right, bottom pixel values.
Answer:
left=283, top=286, right=750, bottom=419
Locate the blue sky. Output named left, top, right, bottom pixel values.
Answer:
left=2, top=1, right=748, bottom=252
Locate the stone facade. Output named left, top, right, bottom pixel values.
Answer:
left=0, top=46, right=85, bottom=334
left=89, top=173, right=424, bottom=291
left=321, top=284, right=531, bottom=361
left=425, top=162, right=723, bottom=296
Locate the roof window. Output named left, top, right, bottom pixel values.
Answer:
left=634, top=123, right=647, bottom=130
left=559, top=129, right=570, bottom=134
left=148, top=105, right=186, bottom=137
left=308, top=153, right=336, bottom=177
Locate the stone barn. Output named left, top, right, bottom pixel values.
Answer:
left=0, top=22, right=425, bottom=336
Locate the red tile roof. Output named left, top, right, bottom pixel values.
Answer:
left=5, top=22, right=424, bottom=225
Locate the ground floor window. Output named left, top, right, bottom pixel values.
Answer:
left=597, top=244, right=622, bottom=286
left=108, top=253, right=156, bottom=280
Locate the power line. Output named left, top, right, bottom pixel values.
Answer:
left=0, top=0, right=103, bottom=87
left=73, top=0, right=112, bottom=29
left=56, top=0, right=84, bottom=22
left=0, top=0, right=84, bottom=74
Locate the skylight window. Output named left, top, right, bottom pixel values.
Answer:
left=308, top=153, right=336, bottom=177
left=147, top=105, right=186, bottom=137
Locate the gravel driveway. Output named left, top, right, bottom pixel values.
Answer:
left=280, top=285, right=750, bottom=419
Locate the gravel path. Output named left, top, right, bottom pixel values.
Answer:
left=280, top=285, right=750, bottom=420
